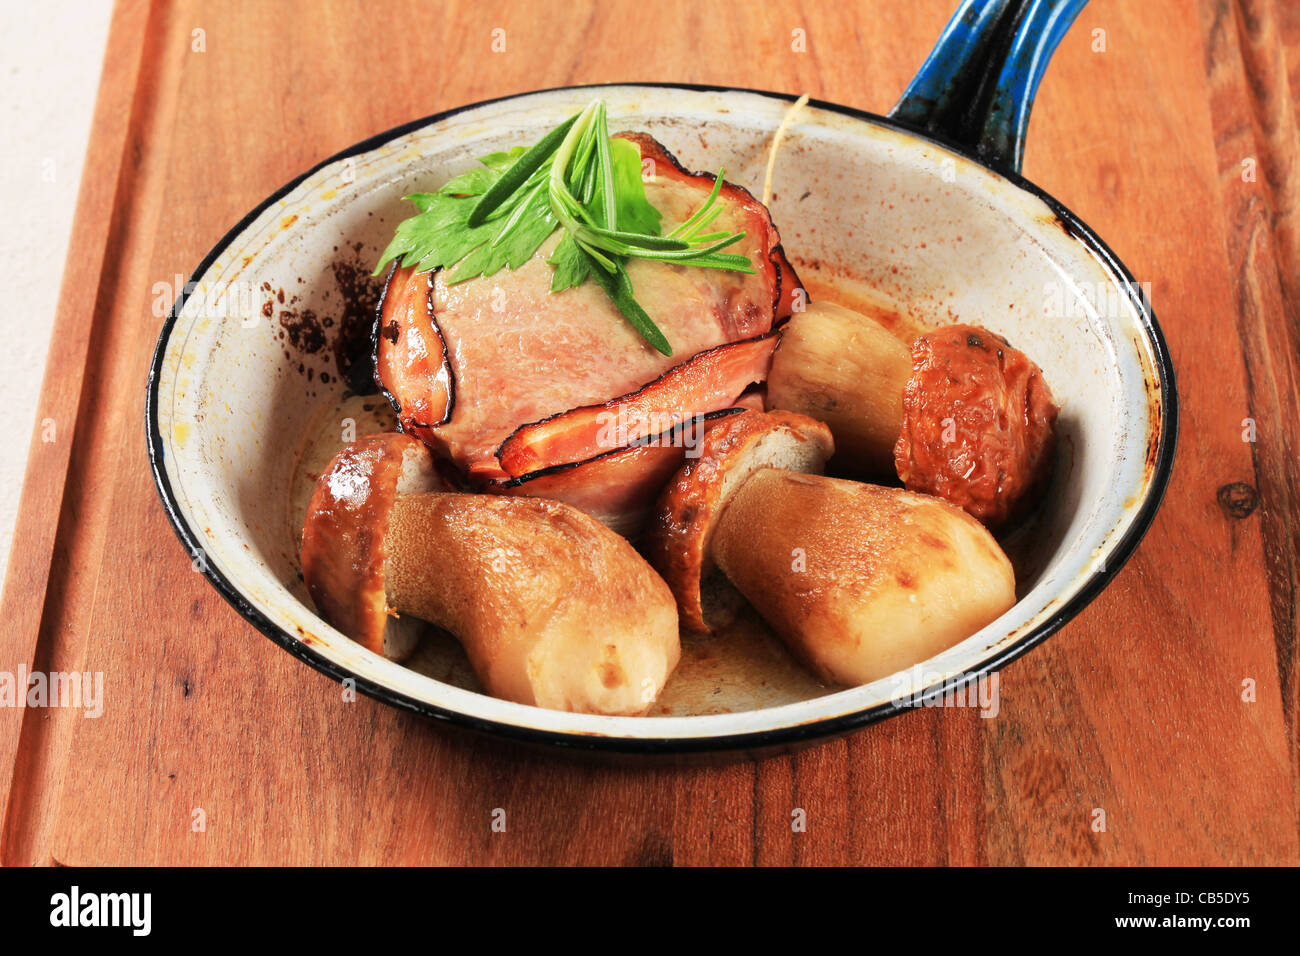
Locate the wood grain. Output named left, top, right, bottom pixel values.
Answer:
left=1197, top=0, right=1300, bottom=849
left=0, top=0, right=154, bottom=857
left=1, top=0, right=1297, bottom=865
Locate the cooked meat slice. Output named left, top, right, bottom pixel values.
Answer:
left=493, top=408, right=746, bottom=538
left=771, top=244, right=803, bottom=318
left=373, top=264, right=453, bottom=444
left=496, top=330, right=780, bottom=478
left=375, top=132, right=797, bottom=478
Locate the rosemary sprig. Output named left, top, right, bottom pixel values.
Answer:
left=374, top=99, right=753, bottom=356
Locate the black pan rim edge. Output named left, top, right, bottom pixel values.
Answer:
left=144, top=81, right=1180, bottom=756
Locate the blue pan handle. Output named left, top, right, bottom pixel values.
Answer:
left=890, top=0, right=1087, bottom=174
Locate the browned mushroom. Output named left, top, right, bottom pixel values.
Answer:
left=895, top=323, right=1057, bottom=529
left=766, top=302, right=1057, bottom=529
left=646, top=409, right=834, bottom=633
left=302, top=433, right=681, bottom=715
left=649, top=410, right=1016, bottom=686
left=300, top=432, right=444, bottom=662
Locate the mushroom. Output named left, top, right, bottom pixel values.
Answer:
left=301, top=432, right=681, bottom=715
left=646, top=409, right=836, bottom=633
left=767, top=302, right=1057, bottom=528
left=300, top=432, right=442, bottom=663
left=648, top=410, right=1016, bottom=686
left=895, top=323, right=1057, bottom=529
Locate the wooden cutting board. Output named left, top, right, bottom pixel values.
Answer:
left=2, top=0, right=1297, bottom=866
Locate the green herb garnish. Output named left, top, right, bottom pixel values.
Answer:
left=374, top=99, right=755, bottom=355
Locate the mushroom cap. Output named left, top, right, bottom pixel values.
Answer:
left=300, top=432, right=443, bottom=659
left=894, top=323, right=1058, bottom=529
left=645, top=409, right=834, bottom=632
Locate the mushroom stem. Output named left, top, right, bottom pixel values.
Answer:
left=709, top=468, right=1015, bottom=686
left=767, top=301, right=911, bottom=476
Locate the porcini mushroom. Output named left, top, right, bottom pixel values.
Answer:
left=767, top=302, right=1057, bottom=529
left=301, top=432, right=444, bottom=662
left=646, top=409, right=835, bottom=633
left=649, top=410, right=1016, bottom=686
left=895, top=323, right=1057, bottom=529
left=302, top=432, right=681, bottom=715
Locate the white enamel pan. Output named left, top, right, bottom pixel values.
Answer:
left=147, top=0, right=1176, bottom=757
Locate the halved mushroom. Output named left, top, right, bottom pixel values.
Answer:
left=302, top=433, right=681, bottom=715
left=646, top=409, right=835, bottom=633
left=649, top=410, right=1016, bottom=686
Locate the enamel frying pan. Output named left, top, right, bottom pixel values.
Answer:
left=147, top=0, right=1176, bottom=757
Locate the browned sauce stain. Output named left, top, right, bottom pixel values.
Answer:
left=261, top=244, right=383, bottom=394
left=278, top=301, right=326, bottom=354
left=330, top=252, right=384, bottom=393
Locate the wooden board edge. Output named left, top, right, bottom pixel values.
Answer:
left=0, top=0, right=156, bottom=862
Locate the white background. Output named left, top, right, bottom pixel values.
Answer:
left=0, top=2, right=112, bottom=584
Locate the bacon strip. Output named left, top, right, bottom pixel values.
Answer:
left=492, top=409, right=745, bottom=538
left=495, top=330, right=780, bottom=478
left=772, top=245, right=802, bottom=319
left=615, top=132, right=796, bottom=331
left=373, top=264, right=453, bottom=443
